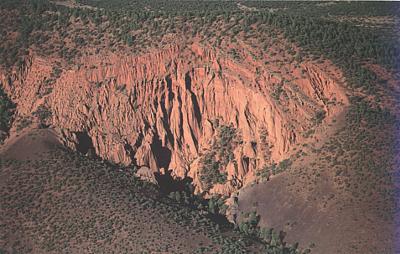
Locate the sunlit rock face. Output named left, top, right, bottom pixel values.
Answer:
left=0, top=42, right=347, bottom=195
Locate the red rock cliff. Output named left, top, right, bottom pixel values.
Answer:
left=0, top=42, right=348, bottom=194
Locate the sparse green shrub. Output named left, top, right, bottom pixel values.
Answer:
left=313, top=110, right=326, bottom=124
left=199, top=123, right=241, bottom=191
left=33, top=105, right=52, bottom=125
left=258, top=158, right=292, bottom=179
left=199, top=151, right=227, bottom=191
left=0, top=86, right=15, bottom=142
left=238, top=211, right=260, bottom=237
left=272, top=84, right=284, bottom=100
left=237, top=211, right=308, bottom=253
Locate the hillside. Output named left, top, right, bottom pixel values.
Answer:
left=1, top=128, right=305, bottom=253
left=0, top=1, right=399, bottom=253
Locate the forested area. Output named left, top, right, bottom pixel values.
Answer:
left=1, top=0, right=398, bottom=96
left=241, top=11, right=399, bottom=93
left=243, top=1, right=400, bottom=17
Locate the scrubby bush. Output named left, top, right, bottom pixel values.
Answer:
left=237, top=211, right=309, bottom=253
left=199, top=123, right=241, bottom=191
left=0, top=86, right=15, bottom=140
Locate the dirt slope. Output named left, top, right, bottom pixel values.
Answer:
left=237, top=100, right=399, bottom=253
left=0, top=128, right=270, bottom=253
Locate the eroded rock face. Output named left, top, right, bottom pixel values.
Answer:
left=0, top=42, right=348, bottom=194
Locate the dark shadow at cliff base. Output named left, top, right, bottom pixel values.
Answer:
left=155, top=169, right=232, bottom=228
left=150, top=134, right=172, bottom=169
left=74, top=131, right=95, bottom=157
left=154, top=169, right=192, bottom=194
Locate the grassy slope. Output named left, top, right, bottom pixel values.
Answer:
left=0, top=128, right=271, bottom=254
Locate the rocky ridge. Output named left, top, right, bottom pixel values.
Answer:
left=0, top=41, right=348, bottom=195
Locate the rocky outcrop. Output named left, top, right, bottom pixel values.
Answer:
left=0, top=42, right=348, bottom=195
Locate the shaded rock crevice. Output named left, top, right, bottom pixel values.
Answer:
left=74, top=131, right=94, bottom=155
